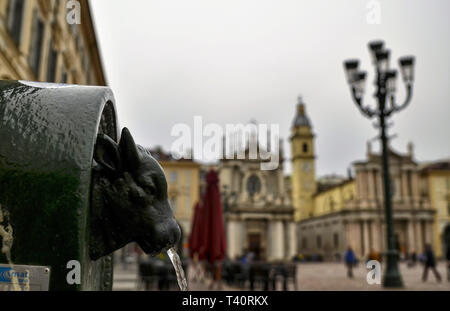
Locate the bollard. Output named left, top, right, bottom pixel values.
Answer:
left=0, top=80, right=180, bottom=291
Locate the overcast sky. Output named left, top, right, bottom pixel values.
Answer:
left=90, top=0, right=449, bottom=177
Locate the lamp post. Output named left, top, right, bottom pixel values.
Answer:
left=343, top=40, right=415, bottom=288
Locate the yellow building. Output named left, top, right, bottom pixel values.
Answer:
left=0, top=0, right=105, bottom=85
left=296, top=144, right=435, bottom=260
left=313, top=179, right=356, bottom=217
left=149, top=147, right=200, bottom=248
left=420, top=160, right=450, bottom=258
left=290, top=97, right=437, bottom=260
left=290, top=96, right=317, bottom=222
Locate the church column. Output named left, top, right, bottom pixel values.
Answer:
left=350, top=222, right=362, bottom=258
left=414, top=220, right=424, bottom=253
left=363, top=220, right=370, bottom=256
left=271, top=220, right=285, bottom=260
left=371, top=220, right=381, bottom=252
left=355, top=222, right=361, bottom=257
left=227, top=219, right=243, bottom=260
left=226, top=220, right=236, bottom=259
left=407, top=219, right=415, bottom=253
left=361, top=170, right=368, bottom=201
left=411, top=171, right=420, bottom=203
left=379, top=222, right=386, bottom=252
left=424, top=221, right=433, bottom=246
left=288, top=222, right=297, bottom=258
left=355, top=168, right=363, bottom=201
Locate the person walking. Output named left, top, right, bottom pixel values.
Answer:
left=422, top=244, right=442, bottom=282
left=344, top=246, right=357, bottom=278
left=446, top=245, right=450, bottom=282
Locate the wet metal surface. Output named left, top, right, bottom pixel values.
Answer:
left=0, top=80, right=118, bottom=290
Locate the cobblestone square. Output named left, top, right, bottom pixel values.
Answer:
left=113, top=261, right=450, bottom=291
left=294, top=262, right=449, bottom=291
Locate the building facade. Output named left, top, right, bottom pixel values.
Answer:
left=419, top=160, right=450, bottom=258
left=0, top=0, right=105, bottom=85
left=291, top=99, right=439, bottom=260
left=219, top=133, right=296, bottom=261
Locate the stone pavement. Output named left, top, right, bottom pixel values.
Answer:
left=113, top=263, right=139, bottom=291
left=294, top=261, right=449, bottom=291
left=113, top=261, right=450, bottom=291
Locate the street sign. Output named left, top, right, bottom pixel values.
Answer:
left=0, top=264, right=50, bottom=291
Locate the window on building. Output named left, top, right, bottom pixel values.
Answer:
left=333, top=233, right=339, bottom=249
left=7, top=0, right=24, bottom=46
left=184, top=171, right=191, bottom=189
left=316, top=235, right=322, bottom=249
left=329, top=197, right=335, bottom=212
left=246, top=175, right=261, bottom=197
left=46, top=38, right=57, bottom=82
left=302, top=237, right=307, bottom=249
left=302, top=143, right=308, bottom=153
left=170, top=172, right=178, bottom=183
left=28, top=9, right=44, bottom=77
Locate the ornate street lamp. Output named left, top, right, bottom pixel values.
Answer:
left=343, top=40, right=415, bottom=288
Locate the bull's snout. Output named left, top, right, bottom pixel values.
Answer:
left=137, top=217, right=181, bottom=255
left=167, top=218, right=181, bottom=248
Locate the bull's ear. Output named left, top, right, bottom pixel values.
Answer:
left=119, top=127, right=140, bottom=171
left=94, top=134, right=122, bottom=174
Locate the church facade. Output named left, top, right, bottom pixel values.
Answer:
left=290, top=97, right=442, bottom=260
left=219, top=138, right=297, bottom=261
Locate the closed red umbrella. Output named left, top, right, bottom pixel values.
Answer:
left=199, top=169, right=226, bottom=264
left=188, top=202, right=205, bottom=258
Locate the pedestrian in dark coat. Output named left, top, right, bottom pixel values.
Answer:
left=446, top=245, right=450, bottom=282
left=422, top=244, right=442, bottom=282
left=344, top=246, right=357, bottom=278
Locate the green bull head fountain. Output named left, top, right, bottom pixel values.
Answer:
left=0, top=80, right=181, bottom=291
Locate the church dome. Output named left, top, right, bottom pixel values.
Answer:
left=293, top=96, right=312, bottom=128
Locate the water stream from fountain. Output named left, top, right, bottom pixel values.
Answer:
left=167, top=247, right=188, bottom=291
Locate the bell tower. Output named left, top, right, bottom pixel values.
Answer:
left=290, top=96, right=316, bottom=221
